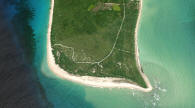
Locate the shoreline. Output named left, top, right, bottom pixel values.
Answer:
left=47, top=0, right=152, bottom=92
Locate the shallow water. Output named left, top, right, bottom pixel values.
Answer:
left=139, top=0, right=195, bottom=107
left=30, top=0, right=195, bottom=107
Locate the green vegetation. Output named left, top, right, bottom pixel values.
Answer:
left=88, top=4, right=95, bottom=11
left=112, top=4, right=121, bottom=11
left=51, top=0, right=147, bottom=88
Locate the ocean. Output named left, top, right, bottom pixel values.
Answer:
left=29, top=0, right=195, bottom=107
left=0, top=0, right=49, bottom=107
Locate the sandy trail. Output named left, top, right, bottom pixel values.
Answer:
left=47, top=0, right=152, bottom=92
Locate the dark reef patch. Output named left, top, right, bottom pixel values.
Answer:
left=0, top=0, right=52, bottom=107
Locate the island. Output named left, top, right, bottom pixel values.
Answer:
left=47, top=0, right=152, bottom=92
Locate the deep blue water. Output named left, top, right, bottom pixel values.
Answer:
left=0, top=0, right=50, bottom=107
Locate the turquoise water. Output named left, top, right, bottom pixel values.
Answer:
left=139, top=0, right=195, bottom=107
left=30, top=0, right=195, bottom=107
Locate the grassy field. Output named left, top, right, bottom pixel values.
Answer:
left=51, top=0, right=146, bottom=88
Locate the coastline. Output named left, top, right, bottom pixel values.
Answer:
left=134, top=0, right=153, bottom=91
left=47, top=0, right=152, bottom=92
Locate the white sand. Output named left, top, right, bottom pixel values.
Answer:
left=47, top=0, right=152, bottom=92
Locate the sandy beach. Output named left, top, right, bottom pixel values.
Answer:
left=47, top=0, right=152, bottom=92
